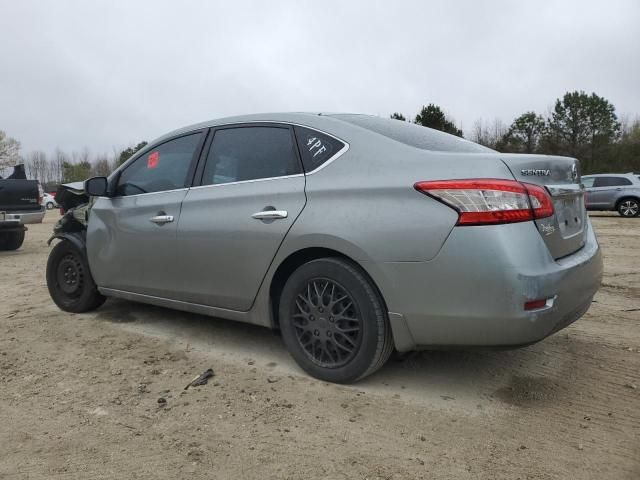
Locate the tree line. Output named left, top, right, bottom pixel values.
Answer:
left=1, top=90, right=638, bottom=190
left=0, top=138, right=147, bottom=191
left=392, top=90, right=640, bottom=174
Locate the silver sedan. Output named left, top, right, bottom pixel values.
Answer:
left=46, top=113, right=603, bottom=383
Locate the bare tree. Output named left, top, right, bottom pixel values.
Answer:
left=50, top=148, right=67, bottom=184
left=470, top=118, right=507, bottom=149
left=92, top=154, right=112, bottom=177
left=26, top=151, right=49, bottom=182
left=0, top=130, right=21, bottom=174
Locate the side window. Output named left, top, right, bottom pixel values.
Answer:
left=294, top=126, right=346, bottom=172
left=593, top=177, right=632, bottom=187
left=116, top=133, right=202, bottom=196
left=582, top=177, right=595, bottom=188
left=201, top=127, right=300, bottom=186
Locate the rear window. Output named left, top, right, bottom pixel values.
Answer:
left=330, top=114, right=493, bottom=153
left=593, top=177, right=633, bottom=187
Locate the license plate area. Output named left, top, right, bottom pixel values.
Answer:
left=553, top=195, right=584, bottom=238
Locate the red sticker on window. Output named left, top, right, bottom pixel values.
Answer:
left=147, top=151, right=159, bottom=169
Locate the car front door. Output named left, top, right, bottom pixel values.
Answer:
left=174, top=124, right=306, bottom=311
left=87, top=131, right=206, bottom=298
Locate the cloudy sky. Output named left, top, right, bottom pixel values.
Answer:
left=1, top=0, right=638, bottom=156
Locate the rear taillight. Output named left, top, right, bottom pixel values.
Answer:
left=414, top=179, right=554, bottom=226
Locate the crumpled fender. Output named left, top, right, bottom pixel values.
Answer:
left=47, top=231, right=86, bottom=251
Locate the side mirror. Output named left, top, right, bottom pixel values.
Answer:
left=85, top=176, right=109, bottom=197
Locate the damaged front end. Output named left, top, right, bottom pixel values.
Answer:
left=47, top=182, right=94, bottom=247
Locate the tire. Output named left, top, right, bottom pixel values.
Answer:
left=46, top=240, right=106, bottom=312
left=279, top=257, right=393, bottom=383
left=617, top=198, right=639, bottom=217
left=46, top=202, right=54, bottom=210
left=0, top=230, right=25, bottom=251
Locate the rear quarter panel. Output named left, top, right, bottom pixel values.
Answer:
left=287, top=129, right=518, bottom=263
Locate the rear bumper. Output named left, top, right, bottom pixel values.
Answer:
left=1, top=208, right=45, bottom=225
left=369, top=218, right=603, bottom=351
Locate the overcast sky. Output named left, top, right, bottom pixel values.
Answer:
left=1, top=0, right=638, bottom=156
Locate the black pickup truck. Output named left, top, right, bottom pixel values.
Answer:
left=0, top=165, right=46, bottom=250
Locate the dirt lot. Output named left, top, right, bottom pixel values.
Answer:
left=1, top=212, right=638, bottom=479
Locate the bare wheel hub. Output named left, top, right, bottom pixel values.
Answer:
left=57, top=253, right=84, bottom=296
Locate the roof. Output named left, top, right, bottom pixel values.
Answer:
left=153, top=112, right=342, bottom=145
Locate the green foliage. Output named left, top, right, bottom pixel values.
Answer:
left=62, top=160, right=92, bottom=183
left=541, top=91, right=621, bottom=173
left=495, top=92, right=631, bottom=173
left=499, top=112, right=546, bottom=153
left=414, top=104, right=463, bottom=137
left=390, top=112, right=406, bottom=121
left=545, top=91, right=620, bottom=163
left=118, top=141, right=148, bottom=166
left=595, top=120, right=640, bottom=173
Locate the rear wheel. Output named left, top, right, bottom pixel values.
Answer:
left=0, top=230, right=25, bottom=251
left=46, top=240, right=106, bottom=312
left=617, top=198, right=639, bottom=217
left=279, top=257, right=393, bottom=383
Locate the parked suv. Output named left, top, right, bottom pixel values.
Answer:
left=582, top=173, right=640, bottom=217
left=45, top=113, right=603, bottom=383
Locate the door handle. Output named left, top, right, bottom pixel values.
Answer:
left=149, top=215, right=174, bottom=225
left=251, top=210, right=288, bottom=220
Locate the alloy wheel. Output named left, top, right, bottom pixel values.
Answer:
left=620, top=200, right=639, bottom=217
left=291, top=278, right=363, bottom=368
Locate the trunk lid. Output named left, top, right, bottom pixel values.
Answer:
left=501, top=154, right=586, bottom=259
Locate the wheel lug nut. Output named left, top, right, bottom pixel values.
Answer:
left=329, top=316, right=334, bottom=322
left=310, top=315, right=315, bottom=321
left=314, top=330, right=319, bottom=336
left=327, top=331, right=332, bottom=337
left=318, top=307, right=324, bottom=313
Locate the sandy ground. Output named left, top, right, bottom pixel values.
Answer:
left=0, top=211, right=638, bottom=479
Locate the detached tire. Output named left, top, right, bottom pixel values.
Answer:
left=617, top=198, right=639, bottom=217
left=279, top=257, right=393, bottom=383
left=0, top=230, right=25, bottom=251
left=46, top=240, right=106, bottom=312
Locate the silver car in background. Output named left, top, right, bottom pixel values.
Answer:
left=582, top=173, right=640, bottom=217
left=46, top=113, right=603, bottom=383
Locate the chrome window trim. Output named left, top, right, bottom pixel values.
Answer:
left=113, top=121, right=349, bottom=197
left=189, top=173, right=305, bottom=190
left=106, top=187, right=189, bottom=199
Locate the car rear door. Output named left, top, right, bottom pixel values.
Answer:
left=587, top=176, right=631, bottom=208
left=87, top=131, right=206, bottom=297
left=174, top=124, right=306, bottom=311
